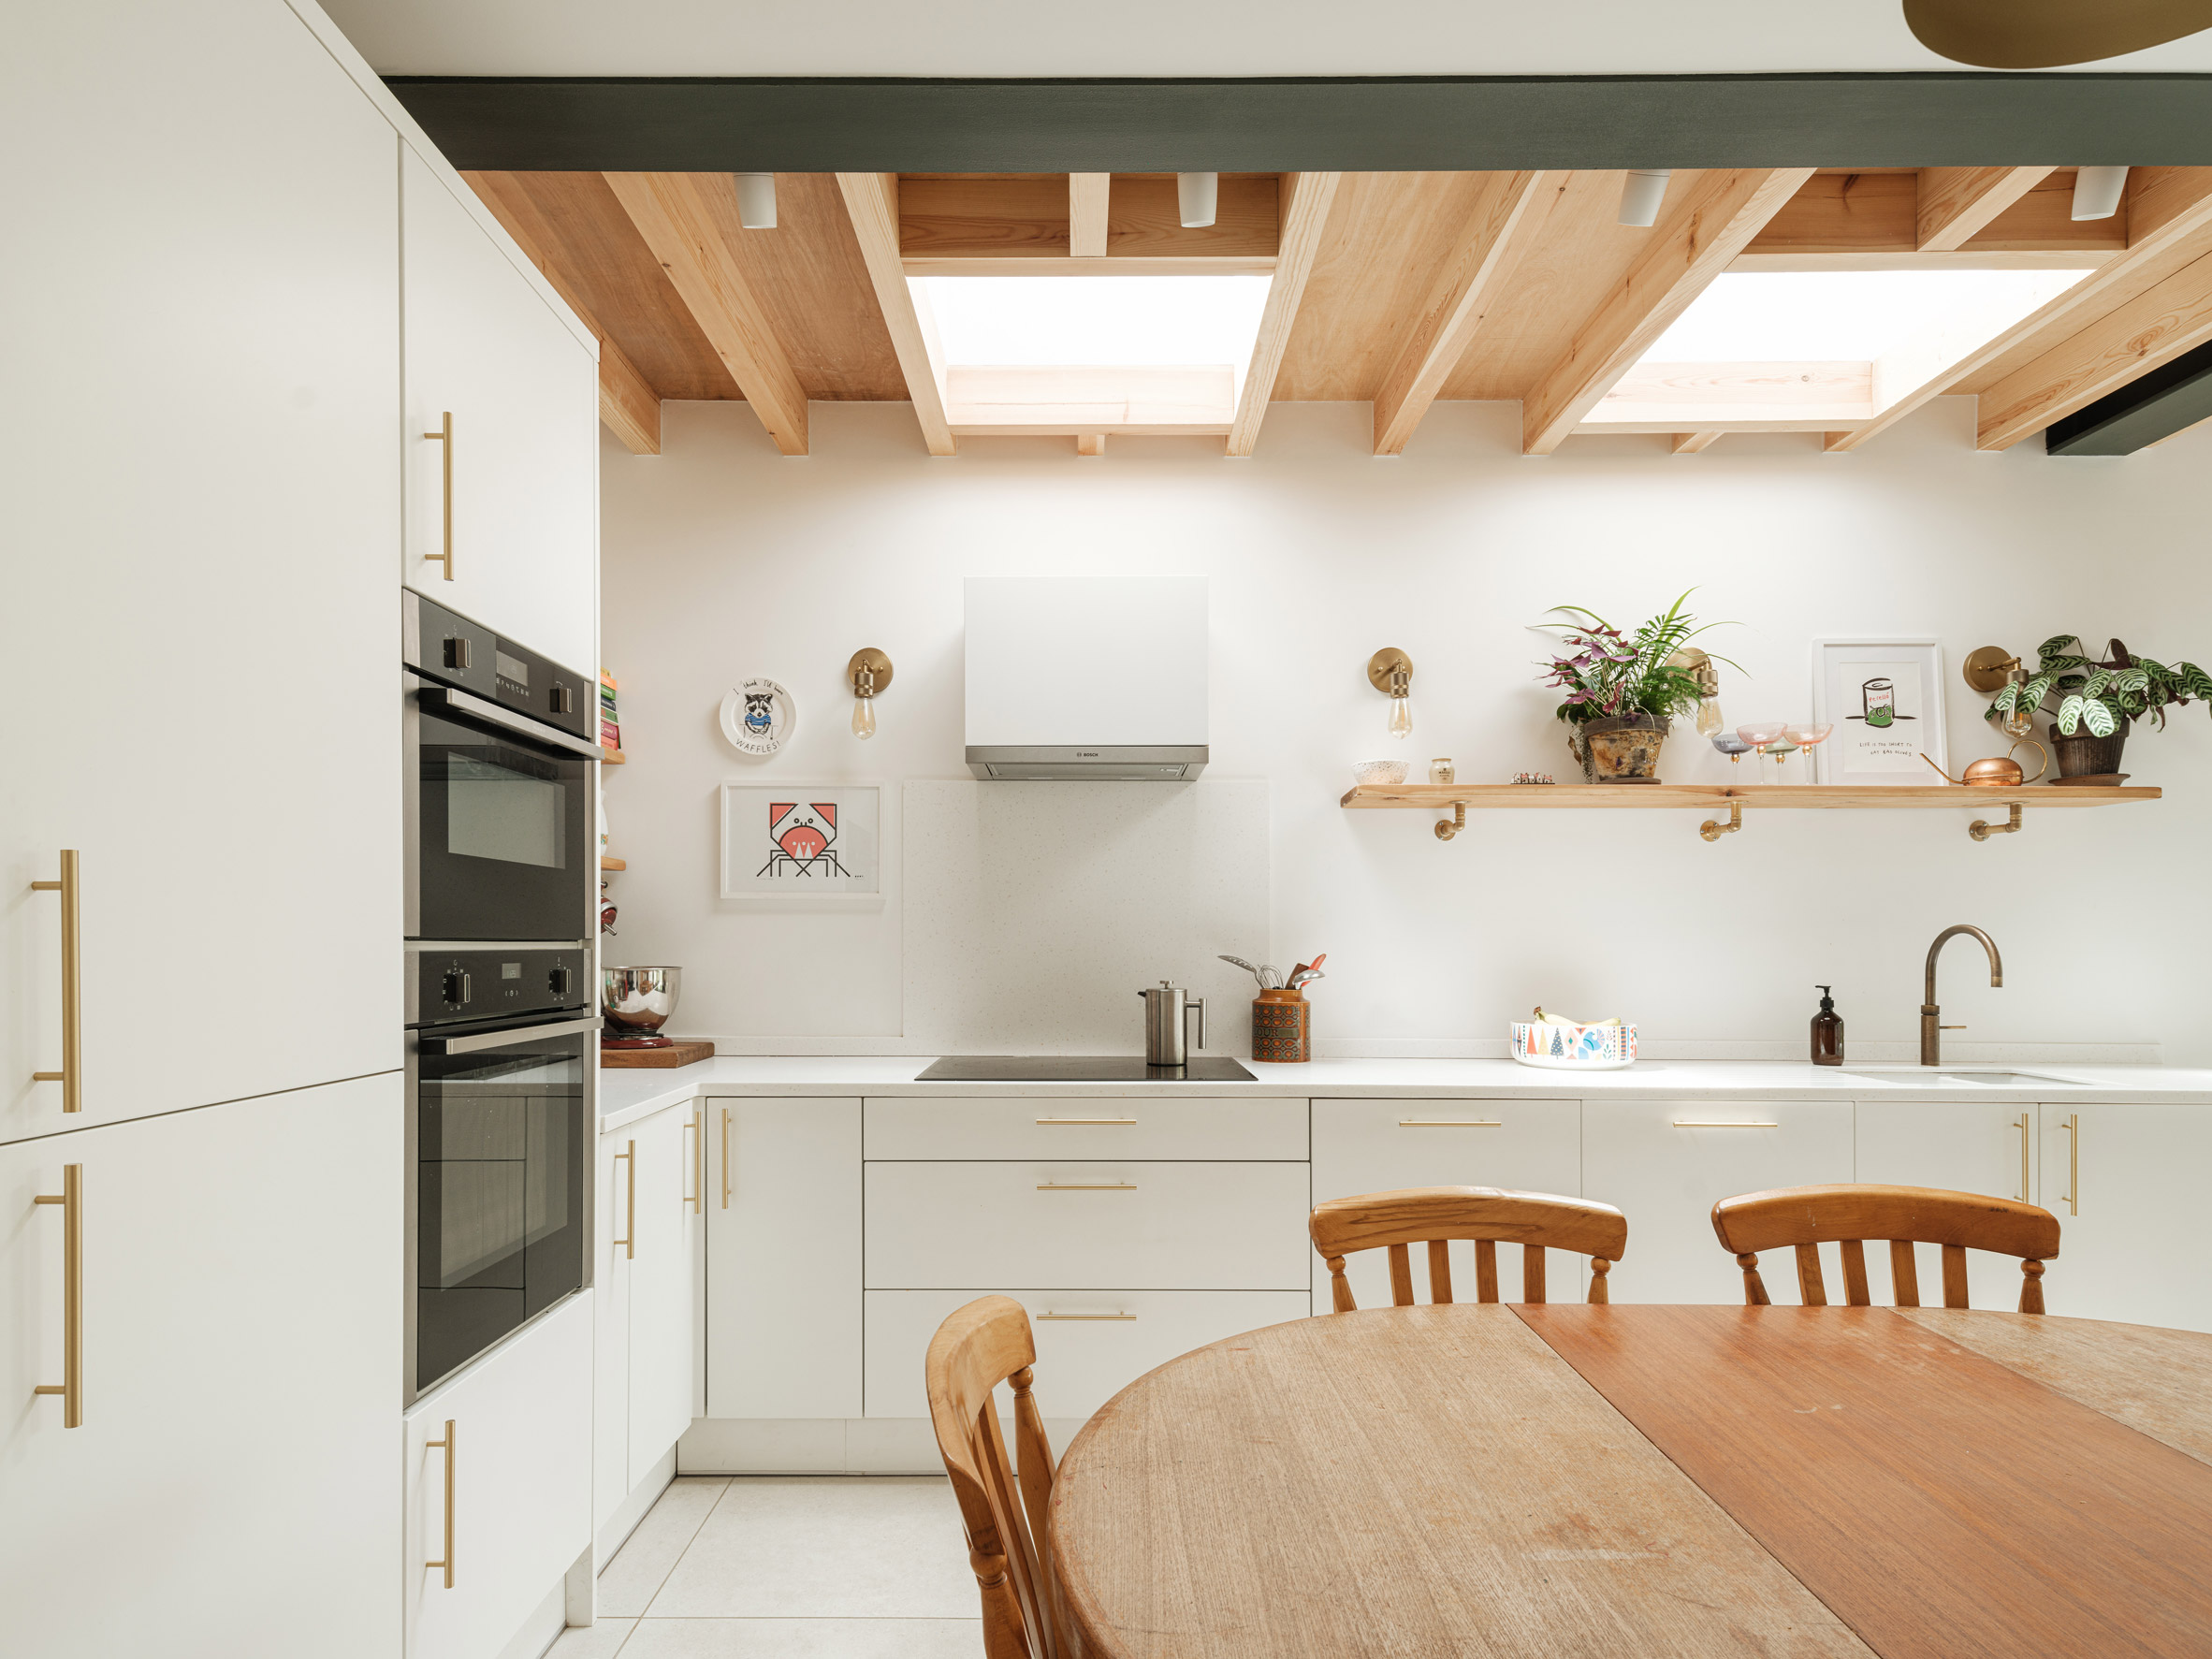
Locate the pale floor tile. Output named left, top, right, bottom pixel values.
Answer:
left=646, top=1477, right=977, bottom=1619
left=545, top=1616, right=637, bottom=1659
left=599, top=1477, right=735, bottom=1618
left=620, top=1619, right=982, bottom=1658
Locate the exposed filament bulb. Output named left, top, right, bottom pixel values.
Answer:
left=851, top=694, right=877, bottom=739
left=1388, top=696, right=1412, bottom=740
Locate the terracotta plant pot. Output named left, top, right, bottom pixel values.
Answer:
left=2050, top=718, right=2129, bottom=779
left=1567, top=713, right=1670, bottom=782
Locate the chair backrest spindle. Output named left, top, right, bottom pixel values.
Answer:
left=1310, top=1186, right=1627, bottom=1311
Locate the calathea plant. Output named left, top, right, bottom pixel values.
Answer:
left=1986, top=636, right=2212, bottom=737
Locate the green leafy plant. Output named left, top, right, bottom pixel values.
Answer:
left=1985, top=635, right=2212, bottom=738
left=1535, top=590, right=1741, bottom=727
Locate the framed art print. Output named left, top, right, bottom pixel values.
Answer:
left=1812, top=639, right=1947, bottom=785
left=720, top=782, right=885, bottom=908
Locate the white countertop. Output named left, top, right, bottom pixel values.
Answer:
left=596, top=1055, right=2212, bottom=1132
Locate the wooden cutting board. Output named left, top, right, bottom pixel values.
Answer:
left=600, top=1041, right=715, bottom=1070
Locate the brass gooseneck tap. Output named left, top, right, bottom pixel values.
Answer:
left=1922, top=924, right=2002, bottom=1066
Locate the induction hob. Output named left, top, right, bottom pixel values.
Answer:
left=915, top=1055, right=1258, bottom=1083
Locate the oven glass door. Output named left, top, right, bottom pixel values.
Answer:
left=415, top=703, right=589, bottom=942
left=415, top=1020, right=590, bottom=1396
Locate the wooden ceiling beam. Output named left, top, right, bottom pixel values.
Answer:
left=1827, top=167, right=2212, bottom=453
left=1740, top=169, right=2122, bottom=263
left=604, top=171, right=809, bottom=455
left=1521, top=167, right=1816, bottom=455
left=462, top=170, right=662, bottom=455
left=1228, top=172, right=1342, bottom=458
left=1915, top=167, right=2058, bottom=252
left=1371, top=171, right=1563, bottom=456
left=898, top=174, right=1279, bottom=267
left=835, top=173, right=955, bottom=456
left=1672, top=431, right=1724, bottom=453
left=1070, top=173, right=1111, bottom=258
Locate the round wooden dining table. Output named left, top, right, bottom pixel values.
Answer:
left=1047, top=1302, right=2212, bottom=1659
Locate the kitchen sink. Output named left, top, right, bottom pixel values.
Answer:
left=1841, top=1068, right=2082, bottom=1088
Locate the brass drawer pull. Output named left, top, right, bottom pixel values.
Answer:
left=1399, top=1118, right=1503, bottom=1128
left=613, top=1140, right=635, bottom=1258
left=1672, top=1120, right=1780, bottom=1128
left=422, top=413, right=454, bottom=580
left=32, top=1163, right=83, bottom=1427
left=29, top=850, right=81, bottom=1113
left=684, top=1110, right=702, bottom=1213
left=1037, top=1182, right=1137, bottom=1191
left=720, top=1108, right=733, bottom=1209
left=2016, top=1113, right=2031, bottom=1203
left=2062, top=1113, right=2079, bottom=1215
left=425, top=1419, right=456, bottom=1587
left=1037, top=1312, right=1137, bottom=1321
left=1036, top=1117, right=1137, bottom=1125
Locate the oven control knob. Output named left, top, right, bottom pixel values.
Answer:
left=548, top=965, right=572, bottom=996
left=442, top=969, right=471, bottom=1005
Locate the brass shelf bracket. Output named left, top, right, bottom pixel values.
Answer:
left=1434, top=802, right=1466, bottom=841
left=1971, top=803, right=2024, bottom=842
left=1700, top=802, right=1743, bottom=842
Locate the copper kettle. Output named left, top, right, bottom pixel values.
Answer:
left=1921, top=737, right=2048, bottom=787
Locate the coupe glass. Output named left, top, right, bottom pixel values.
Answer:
left=1783, top=722, right=1834, bottom=785
left=1710, top=733, right=1753, bottom=774
left=1735, top=722, right=1787, bottom=782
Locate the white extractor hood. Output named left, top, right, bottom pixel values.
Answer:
left=965, top=575, right=1208, bottom=780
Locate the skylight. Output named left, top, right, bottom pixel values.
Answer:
left=1641, top=269, right=2095, bottom=363
left=912, top=274, right=1273, bottom=403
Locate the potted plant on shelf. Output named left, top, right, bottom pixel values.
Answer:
left=1984, top=635, right=2212, bottom=779
left=1535, top=591, right=1739, bottom=783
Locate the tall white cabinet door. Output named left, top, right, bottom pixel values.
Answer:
left=1857, top=1100, right=2041, bottom=1310
left=707, top=1098, right=863, bottom=1419
left=0, top=1073, right=402, bottom=1656
left=401, top=146, right=598, bottom=675
left=404, top=1293, right=593, bottom=1659
left=2, top=0, right=401, bottom=1143
left=629, top=1102, right=703, bottom=1482
left=1582, top=1101, right=1855, bottom=1305
left=1312, top=1098, right=1579, bottom=1309
left=2040, top=1104, right=2212, bottom=1333
left=592, top=1128, right=633, bottom=1535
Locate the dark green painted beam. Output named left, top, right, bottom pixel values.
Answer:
left=383, top=73, right=2212, bottom=174
left=2045, top=339, right=2212, bottom=455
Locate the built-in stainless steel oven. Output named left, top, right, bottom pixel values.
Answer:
left=403, top=590, right=601, bottom=945
left=406, top=945, right=595, bottom=1403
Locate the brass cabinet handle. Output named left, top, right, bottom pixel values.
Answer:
left=425, top=1419, right=456, bottom=1587
left=720, top=1107, right=732, bottom=1210
left=1037, top=1182, right=1137, bottom=1191
left=1037, top=1312, right=1136, bottom=1320
left=1035, top=1117, right=1137, bottom=1125
left=2062, top=1113, right=2080, bottom=1215
left=1672, top=1120, right=1780, bottom=1128
left=32, top=1163, right=83, bottom=1427
left=683, top=1111, right=701, bottom=1214
left=2016, top=1113, right=2031, bottom=1203
left=422, top=413, right=453, bottom=580
left=29, top=851, right=81, bottom=1113
left=1399, top=1118, right=1503, bottom=1128
left=613, top=1140, right=635, bottom=1258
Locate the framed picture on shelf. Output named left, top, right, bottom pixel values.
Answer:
left=1811, top=639, right=1947, bottom=786
left=719, top=782, right=886, bottom=909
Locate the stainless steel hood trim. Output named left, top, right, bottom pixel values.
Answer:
left=966, top=745, right=1208, bottom=781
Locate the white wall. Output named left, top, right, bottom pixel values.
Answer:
left=601, top=399, right=2212, bottom=1065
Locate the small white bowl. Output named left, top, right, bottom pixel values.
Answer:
left=1353, top=759, right=1410, bottom=786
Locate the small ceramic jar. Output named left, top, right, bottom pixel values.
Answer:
left=1430, top=758, right=1455, bottom=784
left=1252, top=989, right=1311, bottom=1063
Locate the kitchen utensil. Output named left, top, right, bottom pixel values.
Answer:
left=1138, top=981, right=1205, bottom=1070
left=1257, top=964, right=1282, bottom=990
left=1218, top=953, right=1265, bottom=986
left=603, top=965, right=682, bottom=1047
left=1288, top=967, right=1325, bottom=991
left=1510, top=1018, right=1637, bottom=1070
left=1353, top=759, right=1409, bottom=786
left=1919, top=738, right=2048, bottom=788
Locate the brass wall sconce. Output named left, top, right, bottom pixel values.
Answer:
left=1964, top=645, right=2034, bottom=739
left=1367, top=648, right=1414, bottom=740
left=1666, top=647, right=1725, bottom=736
left=847, top=648, right=893, bottom=739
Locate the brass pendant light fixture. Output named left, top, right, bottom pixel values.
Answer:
left=1904, top=0, right=2212, bottom=67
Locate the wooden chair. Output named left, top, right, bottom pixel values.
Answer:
left=1710, top=1184, right=2061, bottom=1313
left=1310, top=1186, right=1629, bottom=1310
left=925, top=1295, right=1063, bottom=1659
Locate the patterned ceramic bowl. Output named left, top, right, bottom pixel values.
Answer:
left=1509, top=1020, right=1637, bottom=1070
left=1353, top=759, right=1410, bottom=786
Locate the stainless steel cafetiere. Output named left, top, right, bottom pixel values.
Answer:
left=1138, top=981, right=1204, bottom=1070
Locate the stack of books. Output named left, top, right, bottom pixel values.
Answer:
left=599, top=669, right=621, bottom=751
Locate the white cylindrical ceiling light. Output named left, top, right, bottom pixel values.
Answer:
left=735, top=173, right=778, bottom=229
left=1618, top=169, right=1672, bottom=227
left=2072, top=166, right=2129, bottom=221
left=1177, top=172, right=1217, bottom=228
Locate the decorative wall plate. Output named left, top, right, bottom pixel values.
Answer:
left=720, top=677, right=795, bottom=757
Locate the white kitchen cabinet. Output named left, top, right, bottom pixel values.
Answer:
left=1856, top=1099, right=2042, bottom=1310
left=2038, top=1103, right=2212, bottom=1332
left=865, top=1095, right=1308, bottom=1160
left=1312, top=1098, right=1581, bottom=1309
left=401, top=145, right=598, bottom=675
left=3, top=0, right=400, bottom=1144
left=629, top=1102, right=704, bottom=1481
left=0, top=1074, right=402, bottom=1656
left=706, top=1098, right=864, bottom=1419
left=1582, top=1101, right=1855, bottom=1304
left=591, top=1128, right=632, bottom=1535
left=404, top=1292, right=593, bottom=1659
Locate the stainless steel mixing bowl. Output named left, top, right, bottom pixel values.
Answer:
left=602, top=966, right=682, bottom=1039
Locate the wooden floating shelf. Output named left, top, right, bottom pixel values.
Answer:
left=1342, top=783, right=2160, bottom=810
left=601, top=856, right=626, bottom=870
left=601, top=746, right=626, bottom=764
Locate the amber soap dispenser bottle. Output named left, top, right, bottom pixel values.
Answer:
left=1811, top=984, right=1843, bottom=1066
